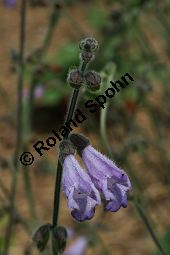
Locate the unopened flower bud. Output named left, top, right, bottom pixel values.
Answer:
left=79, top=37, right=99, bottom=52
left=52, top=226, right=67, bottom=255
left=69, top=133, right=90, bottom=153
left=32, top=223, right=51, bottom=252
left=59, top=140, right=75, bottom=163
left=84, top=71, right=101, bottom=91
left=67, top=69, right=84, bottom=89
left=80, top=51, right=95, bottom=63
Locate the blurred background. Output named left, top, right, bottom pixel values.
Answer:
left=0, top=0, right=170, bottom=254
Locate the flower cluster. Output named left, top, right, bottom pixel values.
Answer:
left=60, top=134, right=132, bottom=222
left=67, top=37, right=101, bottom=91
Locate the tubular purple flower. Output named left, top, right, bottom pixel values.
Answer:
left=82, top=145, right=131, bottom=212
left=69, top=134, right=131, bottom=212
left=62, top=154, right=101, bottom=222
left=64, top=236, right=87, bottom=255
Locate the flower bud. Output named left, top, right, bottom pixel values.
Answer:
left=52, top=226, right=67, bottom=255
left=67, top=68, right=84, bottom=89
left=59, top=140, right=75, bottom=163
left=84, top=71, right=101, bottom=91
left=32, top=223, right=51, bottom=252
left=69, top=133, right=90, bottom=153
left=79, top=37, right=99, bottom=52
left=80, top=51, right=95, bottom=63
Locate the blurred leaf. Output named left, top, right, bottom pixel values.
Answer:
left=43, top=89, right=63, bottom=105
left=87, top=6, right=107, bottom=30
left=40, top=80, right=68, bottom=105
left=55, top=42, right=79, bottom=73
left=38, top=71, right=56, bottom=83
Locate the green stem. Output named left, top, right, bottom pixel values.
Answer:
left=100, top=101, right=112, bottom=157
left=3, top=1, right=27, bottom=254
left=99, top=64, right=116, bottom=157
left=133, top=200, right=167, bottom=255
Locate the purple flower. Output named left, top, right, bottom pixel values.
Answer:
left=82, top=145, right=131, bottom=212
left=22, top=85, right=44, bottom=100
left=4, top=0, right=16, bottom=7
left=64, top=236, right=87, bottom=255
left=62, top=154, right=101, bottom=222
left=34, top=85, right=44, bottom=98
left=66, top=227, right=74, bottom=239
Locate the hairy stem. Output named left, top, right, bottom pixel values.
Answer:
left=3, top=0, right=27, bottom=254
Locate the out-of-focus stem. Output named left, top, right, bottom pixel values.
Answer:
left=99, top=64, right=115, bottom=157
left=100, top=101, right=112, bottom=157
left=21, top=4, right=62, bottom=224
left=29, top=4, right=61, bottom=129
left=133, top=199, right=167, bottom=255
left=3, top=0, right=27, bottom=254
left=0, top=178, right=10, bottom=198
left=41, top=5, right=61, bottom=56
